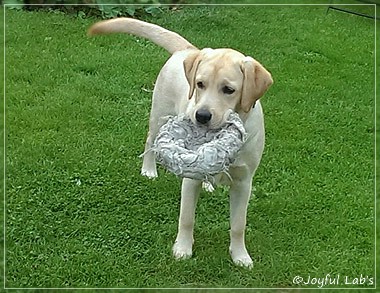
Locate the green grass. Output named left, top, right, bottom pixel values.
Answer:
left=4, top=3, right=375, bottom=290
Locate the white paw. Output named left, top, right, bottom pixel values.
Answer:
left=202, top=181, right=215, bottom=193
left=230, top=248, right=253, bottom=269
left=172, top=241, right=193, bottom=260
left=141, top=168, right=158, bottom=179
left=141, top=152, right=157, bottom=178
left=233, top=255, right=253, bottom=269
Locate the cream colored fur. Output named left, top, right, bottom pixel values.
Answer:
left=88, top=17, right=273, bottom=268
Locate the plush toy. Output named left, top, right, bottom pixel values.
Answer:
left=151, top=112, right=247, bottom=182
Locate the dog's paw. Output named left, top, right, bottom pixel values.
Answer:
left=232, top=255, right=253, bottom=269
left=141, top=168, right=158, bottom=179
left=141, top=153, right=157, bottom=178
left=172, top=241, right=192, bottom=260
left=230, top=248, right=253, bottom=269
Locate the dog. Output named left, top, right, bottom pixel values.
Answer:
left=88, top=17, right=273, bottom=268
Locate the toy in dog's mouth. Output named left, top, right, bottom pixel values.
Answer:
left=150, top=112, right=247, bottom=182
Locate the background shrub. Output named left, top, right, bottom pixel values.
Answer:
left=3, top=0, right=185, bottom=18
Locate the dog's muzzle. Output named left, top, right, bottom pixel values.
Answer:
left=195, top=109, right=212, bottom=124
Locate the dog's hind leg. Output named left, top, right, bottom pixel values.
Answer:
left=141, top=95, right=176, bottom=179
left=141, top=52, right=187, bottom=179
left=141, top=114, right=160, bottom=178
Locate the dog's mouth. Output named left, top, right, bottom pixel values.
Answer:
left=191, top=109, right=234, bottom=130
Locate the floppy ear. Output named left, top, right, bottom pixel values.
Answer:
left=183, top=50, right=202, bottom=100
left=240, top=57, right=273, bottom=112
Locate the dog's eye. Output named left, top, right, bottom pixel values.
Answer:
left=222, top=86, right=235, bottom=95
left=197, top=81, right=205, bottom=89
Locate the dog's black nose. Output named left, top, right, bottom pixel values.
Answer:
left=195, top=109, right=212, bottom=124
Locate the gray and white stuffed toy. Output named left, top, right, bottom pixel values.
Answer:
left=151, top=112, right=247, bottom=182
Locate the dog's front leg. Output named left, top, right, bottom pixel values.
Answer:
left=172, top=178, right=201, bottom=259
left=229, top=174, right=253, bottom=268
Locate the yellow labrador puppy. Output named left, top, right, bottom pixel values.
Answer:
left=88, top=18, right=273, bottom=268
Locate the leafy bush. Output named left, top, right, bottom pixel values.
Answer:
left=3, top=0, right=182, bottom=18
left=93, top=0, right=166, bottom=18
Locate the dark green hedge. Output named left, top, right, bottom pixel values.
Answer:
left=3, top=0, right=186, bottom=18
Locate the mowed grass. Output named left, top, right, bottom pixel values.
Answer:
left=4, top=4, right=375, bottom=289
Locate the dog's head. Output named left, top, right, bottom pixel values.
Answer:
left=184, top=48, right=273, bottom=129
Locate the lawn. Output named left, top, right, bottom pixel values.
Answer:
left=4, top=3, right=376, bottom=290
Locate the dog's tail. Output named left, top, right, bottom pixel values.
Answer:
left=88, top=18, right=196, bottom=55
